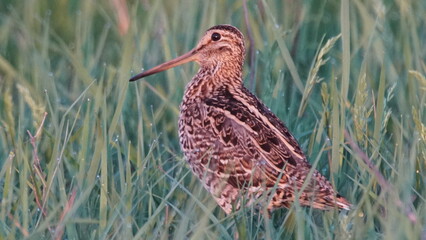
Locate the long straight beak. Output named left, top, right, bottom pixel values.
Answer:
left=129, top=49, right=198, bottom=82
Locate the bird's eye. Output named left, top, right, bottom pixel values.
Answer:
left=211, top=32, right=221, bottom=41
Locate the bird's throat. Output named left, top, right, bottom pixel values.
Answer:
left=183, top=63, right=243, bottom=101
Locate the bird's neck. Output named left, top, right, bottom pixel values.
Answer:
left=183, top=62, right=243, bottom=102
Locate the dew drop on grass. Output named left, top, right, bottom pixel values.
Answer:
left=141, top=67, right=145, bottom=72
left=87, top=98, right=91, bottom=102
left=44, top=89, right=47, bottom=93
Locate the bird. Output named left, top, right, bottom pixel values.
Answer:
left=130, top=24, right=351, bottom=214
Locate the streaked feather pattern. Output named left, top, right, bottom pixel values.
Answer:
left=131, top=24, right=351, bottom=214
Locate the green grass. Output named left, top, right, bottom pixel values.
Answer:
left=0, top=0, right=425, bottom=239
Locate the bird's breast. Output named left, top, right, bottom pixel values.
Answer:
left=178, top=100, right=208, bottom=157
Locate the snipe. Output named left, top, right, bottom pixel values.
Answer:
left=130, top=25, right=351, bottom=214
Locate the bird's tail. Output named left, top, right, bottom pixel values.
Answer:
left=335, top=194, right=352, bottom=210
left=300, top=171, right=352, bottom=210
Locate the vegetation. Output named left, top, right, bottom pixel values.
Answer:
left=0, top=0, right=425, bottom=239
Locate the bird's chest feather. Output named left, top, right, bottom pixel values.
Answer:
left=179, top=100, right=215, bottom=160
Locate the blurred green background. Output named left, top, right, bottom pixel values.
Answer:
left=0, top=0, right=425, bottom=239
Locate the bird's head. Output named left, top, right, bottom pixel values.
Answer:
left=129, top=24, right=245, bottom=82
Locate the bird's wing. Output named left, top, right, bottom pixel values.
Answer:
left=201, top=86, right=315, bottom=190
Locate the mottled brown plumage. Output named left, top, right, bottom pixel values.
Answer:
left=130, top=25, right=351, bottom=214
